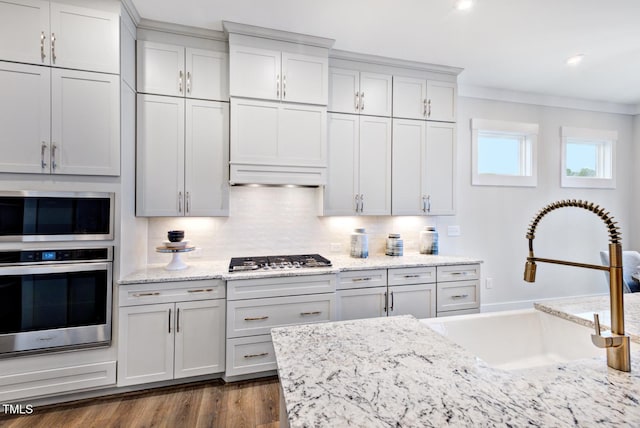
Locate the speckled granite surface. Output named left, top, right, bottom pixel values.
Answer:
left=117, top=253, right=482, bottom=284
left=272, top=315, right=640, bottom=427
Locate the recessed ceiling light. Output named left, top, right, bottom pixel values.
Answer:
left=566, top=54, right=585, bottom=66
left=454, top=0, right=475, bottom=11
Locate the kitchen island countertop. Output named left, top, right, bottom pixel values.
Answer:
left=118, top=253, right=482, bottom=284
left=272, top=294, right=640, bottom=427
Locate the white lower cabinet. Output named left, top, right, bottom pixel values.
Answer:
left=436, top=264, right=481, bottom=317
left=225, top=274, right=336, bottom=377
left=117, top=280, right=226, bottom=387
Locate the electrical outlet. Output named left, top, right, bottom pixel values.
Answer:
left=330, top=243, right=343, bottom=253
left=447, top=225, right=461, bottom=237
left=485, top=278, right=493, bottom=289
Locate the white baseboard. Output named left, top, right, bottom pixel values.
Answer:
left=481, top=292, right=607, bottom=313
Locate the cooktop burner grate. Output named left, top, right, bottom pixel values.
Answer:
left=228, top=254, right=332, bottom=272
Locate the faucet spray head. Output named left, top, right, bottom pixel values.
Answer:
left=524, top=260, right=537, bottom=282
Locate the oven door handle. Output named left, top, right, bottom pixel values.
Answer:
left=0, top=262, right=111, bottom=276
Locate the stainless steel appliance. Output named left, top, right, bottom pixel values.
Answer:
left=0, top=247, right=113, bottom=356
left=0, top=190, right=114, bottom=242
left=228, top=254, right=332, bottom=272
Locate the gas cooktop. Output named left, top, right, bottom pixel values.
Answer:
left=228, top=254, right=332, bottom=272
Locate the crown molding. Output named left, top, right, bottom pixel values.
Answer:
left=120, top=0, right=140, bottom=25
left=329, top=49, right=463, bottom=76
left=223, top=21, right=334, bottom=48
left=138, top=18, right=226, bottom=41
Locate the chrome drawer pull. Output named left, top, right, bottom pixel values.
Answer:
left=300, top=311, right=322, bottom=316
left=244, top=352, right=269, bottom=359
left=450, top=272, right=469, bottom=276
left=403, top=274, right=421, bottom=278
left=352, top=277, right=372, bottom=282
left=187, top=288, right=213, bottom=293
left=133, top=292, right=160, bottom=297
left=244, top=316, right=269, bottom=321
left=451, top=294, right=469, bottom=299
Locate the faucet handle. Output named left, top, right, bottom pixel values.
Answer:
left=591, top=312, right=626, bottom=349
left=593, top=313, right=602, bottom=336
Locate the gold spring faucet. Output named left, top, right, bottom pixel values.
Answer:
left=524, top=199, right=630, bottom=372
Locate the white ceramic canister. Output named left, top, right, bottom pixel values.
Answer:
left=419, top=226, right=439, bottom=255
left=350, top=228, right=369, bottom=258
left=385, top=233, right=403, bottom=256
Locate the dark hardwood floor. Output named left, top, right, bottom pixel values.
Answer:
left=0, top=377, right=280, bottom=428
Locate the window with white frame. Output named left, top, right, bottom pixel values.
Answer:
left=471, top=118, right=539, bottom=187
left=561, top=127, right=616, bottom=189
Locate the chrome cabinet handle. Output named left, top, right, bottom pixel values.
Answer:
left=185, top=191, right=190, bottom=215
left=168, top=308, right=172, bottom=333
left=359, top=92, right=364, bottom=111
left=422, top=195, right=427, bottom=212
left=276, top=74, right=280, bottom=98
left=404, top=274, right=421, bottom=278
left=450, top=272, right=469, bottom=276
left=178, top=191, right=183, bottom=213
left=133, top=292, right=160, bottom=297
left=244, top=352, right=269, bottom=359
left=360, top=194, right=364, bottom=212
left=244, top=316, right=269, bottom=321
left=300, top=311, right=321, bottom=316
left=354, top=92, right=359, bottom=111
left=186, top=71, right=191, bottom=94
left=354, top=194, right=360, bottom=213
left=426, top=195, right=431, bottom=213
left=352, top=277, right=372, bottom=282
left=51, top=143, right=57, bottom=171
left=423, top=99, right=427, bottom=117
left=187, top=288, right=213, bottom=293
left=179, top=70, right=183, bottom=93
left=41, top=142, right=47, bottom=170
left=451, top=294, right=469, bottom=299
left=283, top=75, right=286, bottom=99
left=40, top=32, right=46, bottom=62
left=427, top=99, right=432, bottom=118
left=176, top=308, right=180, bottom=333
left=390, top=291, right=394, bottom=311
left=51, top=33, right=56, bottom=63
left=383, top=291, right=387, bottom=313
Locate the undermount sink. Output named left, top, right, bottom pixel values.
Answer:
left=421, top=308, right=636, bottom=371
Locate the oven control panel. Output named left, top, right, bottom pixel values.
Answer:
left=0, top=248, right=111, bottom=264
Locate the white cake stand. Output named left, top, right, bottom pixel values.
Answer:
left=156, top=246, right=195, bottom=270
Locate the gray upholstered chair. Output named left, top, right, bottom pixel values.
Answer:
left=599, top=251, right=640, bottom=293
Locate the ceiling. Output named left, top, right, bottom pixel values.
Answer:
left=130, top=0, right=640, bottom=109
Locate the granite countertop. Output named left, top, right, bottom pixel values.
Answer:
left=118, top=253, right=482, bottom=285
left=272, top=296, right=640, bottom=427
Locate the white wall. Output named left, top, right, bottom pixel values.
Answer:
left=136, top=97, right=635, bottom=312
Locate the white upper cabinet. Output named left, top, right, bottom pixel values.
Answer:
left=329, top=68, right=392, bottom=117
left=392, top=119, right=455, bottom=216
left=325, top=113, right=391, bottom=215
left=229, top=45, right=328, bottom=105
left=137, top=41, right=229, bottom=101
left=137, top=94, right=229, bottom=217
left=393, top=76, right=457, bottom=122
left=0, top=1, right=118, bottom=74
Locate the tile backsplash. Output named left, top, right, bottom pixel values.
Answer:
left=147, top=186, right=438, bottom=263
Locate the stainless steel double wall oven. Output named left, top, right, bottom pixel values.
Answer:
left=0, top=191, right=114, bottom=356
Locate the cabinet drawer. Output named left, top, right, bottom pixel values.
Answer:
left=227, top=294, right=335, bottom=338
left=119, top=280, right=225, bottom=306
left=436, top=308, right=480, bottom=318
left=338, top=270, right=387, bottom=290
left=436, top=264, right=480, bottom=282
left=436, top=280, right=480, bottom=313
left=388, top=267, right=436, bottom=286
left=227, top=274, right=335, bottom=300
left=226, top=335, right=277, bottom=377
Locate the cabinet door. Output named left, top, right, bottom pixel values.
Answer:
left=117, top=303, right=175, bottom=386
left=137, top=94, right=185, bottom=216
left=0, top=0, right=50, bottom=65
left=392, top=119, right=426, bottom=215
left=0, top=62, right=50, bottom=174
left=328, top=67, right=359, bottom=114
left=279, top=103, right=327, bottom=167
left=186, top=48, right=228, bottom=101
left=426, top=80, right=457, bottom=122
left=49, top=2, right=119, bottom=74
left=425, top=122, right=455, bottom=215
left=230, top=98, right=279, bottom=165
left=185, top=99, right=229, bottom=216
left=229, top=45, right=280, bottom=101
left=281, top=52, right=328, bottom=105
left=393, top=76, right=427, bottom=120
left=325, top=113, right=359, bottom=215
left=359, top=72, right=392, bottom=117
left=137, top=41, right=185, bottom=97
left=388, top=283, right=436, bottom=319
left=50, top=68, right=120, bottom=176
left=174, top=299, right=225, bottom=379
left=336, top=288, right=387, bottom=321
left=359, top=116, right=392, bottom=215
